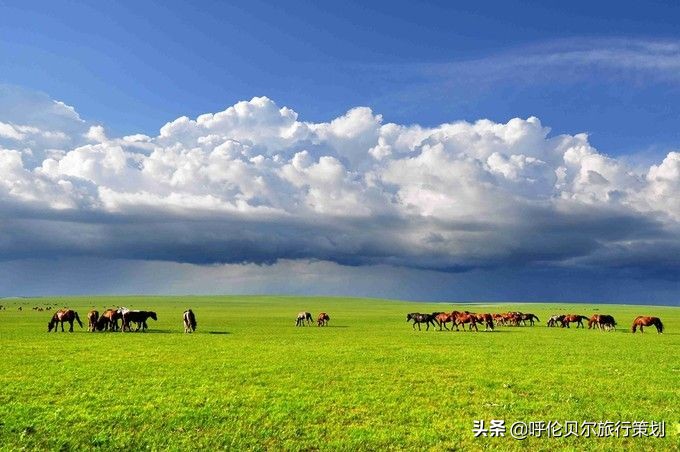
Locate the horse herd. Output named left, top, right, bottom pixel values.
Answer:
left=406, top=310, right=665, bottom=333
left=46, top=307, right=197, bottom=333
left=18, top=306, right=668, bottom=334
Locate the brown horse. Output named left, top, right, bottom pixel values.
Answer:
left=317, top=312, right=330, bottom=326
left=96, top=309, right=122, bottom=331
left=452, top=311, right=478, bottom=332
left=48, top=309, right=83, bottom=332
left=435, top=312, right=453, bottom=330
left=631, top=316, right=664, bottom=334
left=87, top=310, right=99, bottom=332
left=502, top=312, right=522, bottom=326
left=561, top=315, right=588, bottom=328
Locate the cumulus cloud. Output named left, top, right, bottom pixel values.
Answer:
left=1, top=91, right=679, bottom=278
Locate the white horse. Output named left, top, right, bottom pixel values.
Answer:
left=183, top=309, right=197, bottom=333
left=295, top=312, right=312, bottom=326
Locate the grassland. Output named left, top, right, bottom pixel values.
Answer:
left=0, top=296, right=677, bottom=451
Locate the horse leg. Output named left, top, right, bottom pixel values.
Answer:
left=60, top=321, right=64, bottom=332
left=69, top=320, right=74, bottom=332
left=417, top=322, right=421, bottom=331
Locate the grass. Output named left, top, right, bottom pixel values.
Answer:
left=0, top=296, right=677, bottom=451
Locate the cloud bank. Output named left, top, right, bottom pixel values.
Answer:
left=1, top=90, right=680, bottom=281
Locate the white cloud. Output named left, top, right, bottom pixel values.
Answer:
left=1, top=93, right=679, bottom=275
left=0, top=122, right=26, bottom=140
left=85, top=125, right=108, bottom=143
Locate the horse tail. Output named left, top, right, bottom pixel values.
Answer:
left=74, top=311, right=83, bottom=328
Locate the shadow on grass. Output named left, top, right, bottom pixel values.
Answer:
left=208, top=331, right=231, bottom=335
left=432, top=329, right=516, bottom=333
left=134, top=329, right=174, bottom=334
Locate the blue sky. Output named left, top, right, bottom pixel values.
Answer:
left=3, top=1, right=680, bottom=154
left=1, top=2, right=680, bottom=304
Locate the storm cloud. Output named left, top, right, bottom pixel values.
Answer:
left=1, top=91, right=679, bottom=282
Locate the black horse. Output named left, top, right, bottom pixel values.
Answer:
left=406, top=313, right=437, bottom=331
left=121, top=310, right=157, bottom=332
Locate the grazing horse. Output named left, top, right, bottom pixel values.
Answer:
left=473, top=313, right=494, bottom=331
left=295, top=312, right=313, bottom=326
left=317, top=312, right=330, bottom=326
left=406, top=313, right=437, bottom=331
left=519, top=313, right=540, bottom=326
left=631, top=316, right=664, bottom=334
left=87, top=310, right=99, bottom=332
left=597, top=314, right=616, bottom=331
left=452, top=311, right=478, bottom=332
left=48, top=309, right=83, bottom=332
left=502, top=312, right=521, bottom=326
left=561, top=314, right=588, bottom=328
left=183, top=309, right=197, bottom=333
left=588, top=314, right=617, bottom=331
left=121, top=310, right=157, bottom=332
left=96, top=309, right=122, bottom=331
left=547, top=315, right=564, bottom=327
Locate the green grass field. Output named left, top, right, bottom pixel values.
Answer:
left=0, top=296, right=677, bottom=451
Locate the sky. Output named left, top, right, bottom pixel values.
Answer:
left=1, top=1, right=680, bottom=304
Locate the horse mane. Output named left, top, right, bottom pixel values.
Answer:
left=656, top=318, right=664, bottom=333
